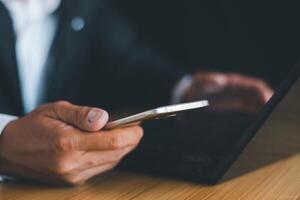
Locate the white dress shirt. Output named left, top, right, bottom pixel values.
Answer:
left=2, top=0, right=61, bottom=113
left=0, top=0, right=61, bottom=135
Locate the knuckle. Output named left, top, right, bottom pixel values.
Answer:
left=62, top=175, right=85, bottom=186
left=134, top=126, right=144, bottom=138
left=207, top=72, right=222, bottom=80
left=54, top=135, right=78, bottom=152
left=84, top=159, right=98, bottom=168
left=51, top=101, right=71, bottom=117
left=55, top=101, right=70, bottom=107
left=109, top=135, right=123, bottom=149
left=52, top=159, right=73, bottom=176
left=130, top=127, right=144, bottom=145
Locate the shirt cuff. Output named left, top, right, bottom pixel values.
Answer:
left=171, top=75, right=193, bottom=104
left=0, top=114, right=18, bottom=182
left=0, top=114, right=18, bottom=135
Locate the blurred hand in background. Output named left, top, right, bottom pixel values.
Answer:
left=184, top=71, right=274, bottom=113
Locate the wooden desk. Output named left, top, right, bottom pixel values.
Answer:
left=1, top=80, right=300, bottom=200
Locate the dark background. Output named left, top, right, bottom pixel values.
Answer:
left=112, top=0, right=300, bottom=87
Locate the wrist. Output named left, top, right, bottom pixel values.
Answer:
left=0, top=119, right=17, bottom=175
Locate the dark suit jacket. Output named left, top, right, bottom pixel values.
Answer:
left=0, top=0, right=184, bottom=116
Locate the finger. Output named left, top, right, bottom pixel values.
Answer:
left=184, top=71, right=228, bottom=101
left=252, top=80, right=273, bottom=103
left=226, top=74, right=274, bottom=103
left=195, top=73, right=273, bottom=113
left=195, top=71, right=228, bottom=86
left=81, top=162, right=119, bottom=182
left=228, top=76, right=273, bottom=112
left=76, top=145, right=137, bottom=171
left=48, top=101, right=109, bottom=132
left=64, top=162, right=119, bottom=185
left=77, top=126, right=143, bottom=151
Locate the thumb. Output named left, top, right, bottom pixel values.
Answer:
left=48, top=101, right=109, bottom=132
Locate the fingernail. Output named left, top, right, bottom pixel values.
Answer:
left=87, top=109, right=103, bottom=124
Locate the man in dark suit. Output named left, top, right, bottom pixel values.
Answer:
left=0, top=0, right=272, bottom=185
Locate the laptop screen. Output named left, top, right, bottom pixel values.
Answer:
left=120, top=63, right=298, bottom=183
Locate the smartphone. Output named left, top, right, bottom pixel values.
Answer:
left=104, top=100, right=209, bottom=130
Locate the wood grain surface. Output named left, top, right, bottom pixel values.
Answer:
left=0, top=78, right=299, bottom=200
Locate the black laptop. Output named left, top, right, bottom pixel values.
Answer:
left=119, top=63, right=300, bottom=184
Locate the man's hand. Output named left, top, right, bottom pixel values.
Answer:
left=184, top=71, right=274, bottom=113
left=0, top=101, right=143, bottom=185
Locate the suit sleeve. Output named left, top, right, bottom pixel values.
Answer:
left=89, top=3, right=187, bottom=109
